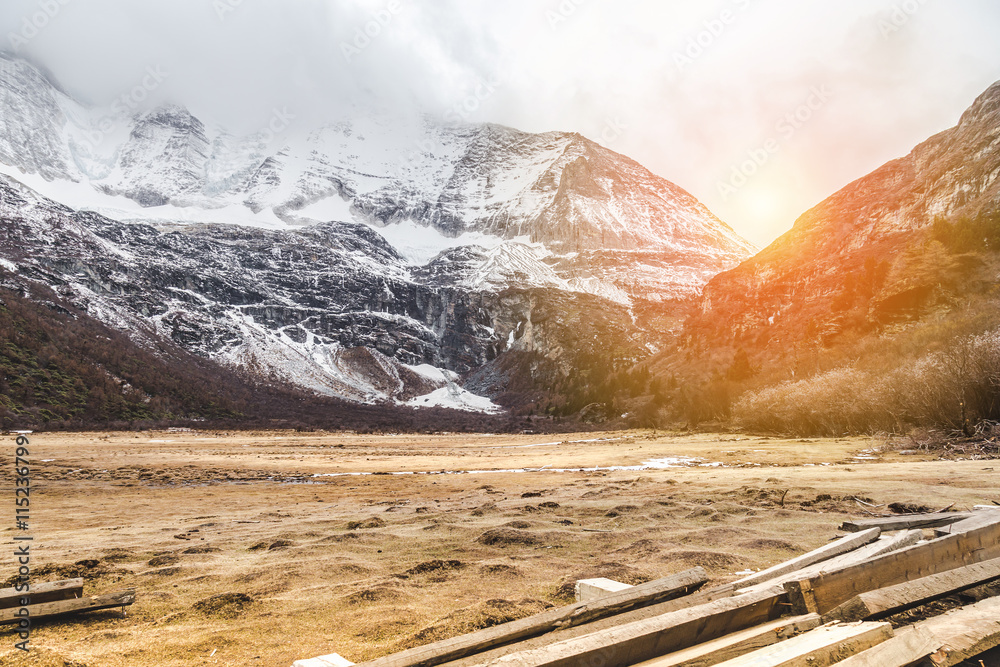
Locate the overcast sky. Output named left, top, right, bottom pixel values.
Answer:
left=2, top=0, right=999, bottom=247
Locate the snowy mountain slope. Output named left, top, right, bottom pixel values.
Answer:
left=0, top=54, right=753, bottom=304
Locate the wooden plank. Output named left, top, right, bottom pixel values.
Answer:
left=810, top=530, right=923, bottom=572
left=839, top=513, right=972, bottom=533
left=709, top=622, right=893, bottom=667
left=808, top=627, right=938, bottom=667
left=0, top=578, right=83, bottom=610
left=737, top=530, right=922, bottom=596
left=784, top=518, right=1000, bottom=615
left=933, top=509, right=1000, bottom=537
left=915, top=596, right=1000, bottom=666
left=730, top=529, right=881, bottom=589
left=0, top=589, right=135, bottom=625
left=355, top=568, right=708, bottom=667
left=630, top=615, right=821, bottom=667
left=822, top=557, right=1000, bottom=622
left=437, top=585, right=742, bottom=667
left=470, top=586, right=786, bottom=667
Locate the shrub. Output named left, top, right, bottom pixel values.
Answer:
left=733, top=328, right=1000, bottom=436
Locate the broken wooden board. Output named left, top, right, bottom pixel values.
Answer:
left=809, top=626, right=938, bottom=667
left=355, top=568, right=708, bottom=667
left=575, top=579, right=633, bottom=602
left=709, top=621, right=893, bottom=667
left=839, top=513, right=972, bottom=533
left=0, top=578, right=83, bottom=610
left=822, top=557, right=1000, bottom=623
left=294, top=655, right=356, bottom=667
left=471, top=586, right=786, bottom=667
left=730, top=529, right=881, bottom=589
left=0, top=589, right=135, bottom=625
left=933, top=509, right=1000, bottom=537
left=630, top=615, right=821, bottom=667
left=914, top=595, right=1000, bottom=666
left=784, top=519, right=1000, bottom=615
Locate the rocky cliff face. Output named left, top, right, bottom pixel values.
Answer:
left=0, top=173, right=647, bottom=408
left=688, top=80, right=1000, bottom=350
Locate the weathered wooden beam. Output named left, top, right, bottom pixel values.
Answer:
left=730, top=529, right=881, bottom=589
left=708, top=622, right=893, bottom=667
left=437, top=586, right=743, bottom=667
left=630, top=615, right=821, bottom=667
left=839, top=513, right=971, bottom=533
left=469, top=586, right=786, bottom=667
left=809, top=627, right=938, bottom=667
left=822, top=557, right=1000, bottom=623
left=0, top=578, right=83, bottom=610
left=933, top=508, right=1000, bottom=537
left=784, top=519, right=1000, bottom=615
left=736, top=530, right=922, bottom=596
left=355, top=568, right=708, bottom=667
left=915, top=596, right=1000, bottom=666
left=0, top=589, right=135, bottom=625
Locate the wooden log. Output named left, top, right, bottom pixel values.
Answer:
left=933, top=509, right=1000, bottom=537
left=355, top=568, right=708, bottom=667
left=805, top=627, right=938, bottom=667
left=708, top=622, right=893, bottom=667
left=0, top=578, right=83, bottom=610
left=915, top=596, right=1000, bottom=666
left=839, top=513, right=971, bottom=533
left=473, top=586, right=786, bottom=667
left=784, top=519, right=1000, bottom=616
left=822, top=557, right=1000, bottom=623
left=630, top=615, right=821, bottom=667
left=730, top=529, right=881, bottom=589
left=0, top=589, right=135, bottom=625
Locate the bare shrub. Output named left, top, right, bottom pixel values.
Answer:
left=734, top=328, right=1000, bottom=436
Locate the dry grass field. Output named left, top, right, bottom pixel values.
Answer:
left=0, top=429, right=997, bottom=666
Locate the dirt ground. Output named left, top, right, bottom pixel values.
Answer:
left=0, top=429, right=996, bottom=667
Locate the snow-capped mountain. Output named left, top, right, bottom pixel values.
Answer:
left=0, top=53, right=754, bottom=408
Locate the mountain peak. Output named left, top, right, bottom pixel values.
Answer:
left=958, top=79, right=1000, bottom=128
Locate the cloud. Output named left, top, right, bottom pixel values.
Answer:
left=1, top=0, right=999, bottom=246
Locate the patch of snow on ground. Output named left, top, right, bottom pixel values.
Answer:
left=406, top=384, right=501, bottom=414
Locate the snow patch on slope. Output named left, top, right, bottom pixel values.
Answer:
left=372, top=219, right=506, bottom=265
left=406, top=385, right=502, bottom=414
